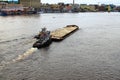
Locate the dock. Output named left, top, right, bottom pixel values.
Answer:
left=51, top=25, right=79, bottom=41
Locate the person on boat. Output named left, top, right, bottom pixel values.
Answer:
left=42, top=27, right=46, bottom=32
left=38, top=27, right=46, bottom=36
left=39, top=27, right=47, bottom=39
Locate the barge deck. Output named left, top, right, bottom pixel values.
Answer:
left=51, top=25, right=79, bottom=41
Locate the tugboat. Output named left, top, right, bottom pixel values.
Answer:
left=33, top=27, right=52, bottom=49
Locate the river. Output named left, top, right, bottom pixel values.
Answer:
left=0, top=12, right=120, bottom=80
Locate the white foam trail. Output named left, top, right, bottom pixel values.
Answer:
left=0, top=48, right=37, bottom=70
left=13, top=48, right=37, bottom=62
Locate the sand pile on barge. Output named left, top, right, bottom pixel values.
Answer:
left=51, top=25, right=79, bottom=41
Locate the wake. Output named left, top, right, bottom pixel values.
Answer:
left=0, top=48, right=37, bottom=70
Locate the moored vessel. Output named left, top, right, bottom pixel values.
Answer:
left=0, top=3, right=37, bottom=16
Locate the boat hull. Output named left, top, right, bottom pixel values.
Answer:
left=33, top=38, right=52, bottom=49
left=34, top=35, right=40, bottom=39
left=0, top=11, right=8, bottom=16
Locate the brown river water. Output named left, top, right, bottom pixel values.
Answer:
left=0, top=12, right=120, bottom=80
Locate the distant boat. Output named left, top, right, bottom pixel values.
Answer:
left=37, top=10, right=44, bottom=14
left=1, top=9, right=23, bottom=16
left=0, top=4, right=37, bottom=16
left=71, top=8, right=79, bottom=13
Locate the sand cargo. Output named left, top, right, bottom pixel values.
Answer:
left=51, top=25, right=79, bottom=41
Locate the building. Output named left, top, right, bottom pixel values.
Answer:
left=0, top=2, right=21, bottom=9
left=20, top=0, right=41, bottom=9
left=80, top=4, right=88, bottom=12
left=88, top=4, right=96, bottom=12
left=0, top=2, right=8, bottom=9
left=0, top=0, right=19, bottom=4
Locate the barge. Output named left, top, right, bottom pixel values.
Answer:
left=51, top=25, right=79, bottom=41
left=33, top=25, right=79, bottom=49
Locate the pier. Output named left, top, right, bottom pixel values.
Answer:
left=51, top=25, right=79, bottom=41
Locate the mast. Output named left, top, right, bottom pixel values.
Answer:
left=73, top=0, right=75, bottom=5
